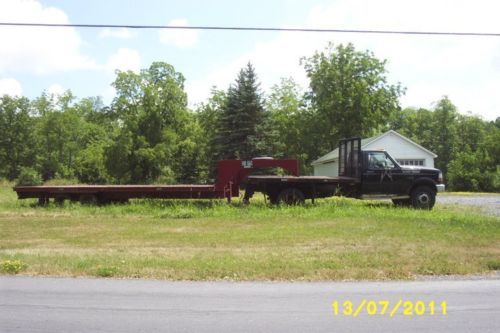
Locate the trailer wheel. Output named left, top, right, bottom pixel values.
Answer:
left=410, top=186, right=435, bottom=209
left=109, top=199, right=129, bottom=204
left=79, top=194, right=98, bottom=205
left=38, top=197, right=49, bottom=206
left=277, top=188, right=305, bottom=205
left=54, top=195, right=66, bottom=206
left=392, top=198, right=411, bottom=207
left=268, top=194, right=278, bottom=205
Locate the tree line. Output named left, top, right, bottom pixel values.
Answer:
left=0, top=43, right=498, bottom=191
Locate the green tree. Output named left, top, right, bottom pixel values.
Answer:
left=264, top=78, right=301, bottom=158
left=195, top=88, right=227, bottom=179
left=0, top=95, right=37, bottom=180
left=216, top=63, right=267, bottom=159
left=107, top=62, right=202, bottom=184
left=447, top=148, right=498, bottom=192
left=454, top=113, right=487, bottom=152
left=389, top=98, right=499, bottom=191
left=388, top=99, right=457, bottom=174
left=432, top=97, right=458, bottom=174
left=264, top=78, right=316, bottom=172
left=72, top=97, right=116, bottom=183
left=387, top=107, right=435, bottom=150
left=35, top=92, right=88, bottom=180
left=302, top=43, right=404, bottom=153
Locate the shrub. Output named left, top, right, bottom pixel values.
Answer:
left=43, top=177, right=80, bottom=185
left=1, top=260, right=27, bottom=274
left=16, top=167, right=42, bottom=186
left=447, top=149, right=498, bottom=192
left=487, top=260, right=500, bottom=271
left=95, top=266, right=118, bottom=277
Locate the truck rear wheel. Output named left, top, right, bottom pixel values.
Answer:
left=277, top=188, right=305, bottom=205
left=410, top=186, right=435, bottom=209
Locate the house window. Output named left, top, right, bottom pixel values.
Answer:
left=397, top=159, right=425, bottom=166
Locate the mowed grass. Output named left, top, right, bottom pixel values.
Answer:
left=0, top=183, right=499, bottom=281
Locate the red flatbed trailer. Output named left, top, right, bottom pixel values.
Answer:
left=14, top=184, right=222, bottom=204
left=14, top=157, right=357, bottom=205
left=14, top=158, right=327, bottom=205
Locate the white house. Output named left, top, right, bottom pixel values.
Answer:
left=311, top=130, right=438, bottom=177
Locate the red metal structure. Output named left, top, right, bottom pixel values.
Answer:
left=14, top=158, right=300, bottom=205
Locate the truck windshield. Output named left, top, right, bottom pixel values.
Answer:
left=367, top=152, right=395, bottom=169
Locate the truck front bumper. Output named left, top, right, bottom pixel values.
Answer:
left=436, top=184, right=445, bottom=193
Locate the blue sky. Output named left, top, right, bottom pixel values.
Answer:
left=0, top=0, right=499, bottom=120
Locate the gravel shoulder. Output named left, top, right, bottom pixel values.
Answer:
left=437, top=193, right=500, bottom=216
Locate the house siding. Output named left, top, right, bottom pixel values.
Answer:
left=313, top=162, right=338, bottom=177
left=364, top=132, right=435, bottom=168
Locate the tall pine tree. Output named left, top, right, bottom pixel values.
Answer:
left=216, top=63, right=267, bottom=159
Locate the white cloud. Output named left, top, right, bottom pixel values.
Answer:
left=186, top=0, right=500, bottom=120
left=101, top=49, right=142, bottom=105
left=0, top=0, right=96, bottom=74
left=98, top=28, right=135, bottom=39
left=47, top=83, right=65, bottom=96
left=159, top=19, right=198, bottom=48
left=101, top=86, right=117, bottom=105
left=0, top=78, right=23, bottom=96
left=106, top=48, right=142, bottom=73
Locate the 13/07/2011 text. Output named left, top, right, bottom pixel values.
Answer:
left=332, top=300, right=447, bottom=317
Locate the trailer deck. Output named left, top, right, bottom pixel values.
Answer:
left=247, top=175, right=359, bottom=183
left=14, top=184, right=224, bottom=201
left=13, top=158, right=301, bottom=205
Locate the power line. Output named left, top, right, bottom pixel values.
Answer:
left=0, top=22, right=499, bottom=37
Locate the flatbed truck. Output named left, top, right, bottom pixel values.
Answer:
left=14, top=137, right=445, bottom=209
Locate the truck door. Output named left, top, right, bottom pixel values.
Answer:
left=362, top=151, right=398, bottom=194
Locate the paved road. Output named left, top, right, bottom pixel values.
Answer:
left=1, top=276, right=499, bottom=333
left=437, top=194, right=500, bottom=217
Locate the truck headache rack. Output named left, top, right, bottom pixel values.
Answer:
left=338, top=137, right=361, bottom=179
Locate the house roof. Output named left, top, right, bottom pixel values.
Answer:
left=311, top=130, right=437, bottom=166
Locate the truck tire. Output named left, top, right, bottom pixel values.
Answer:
left=277, top=188, right=305, bottom=205
left=410, top=186, right=435, bottom=209
left=392, top=198, right=411, bottom=207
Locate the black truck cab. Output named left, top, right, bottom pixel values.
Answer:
left=340, top=137, right=445, bottom=209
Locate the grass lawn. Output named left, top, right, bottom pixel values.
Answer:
left=0, top=184, right=499, bottom=281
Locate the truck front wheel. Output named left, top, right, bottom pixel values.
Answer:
left=410, top=186, right=435, bottom=209
left=277, top=188, right=305, bottom=205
